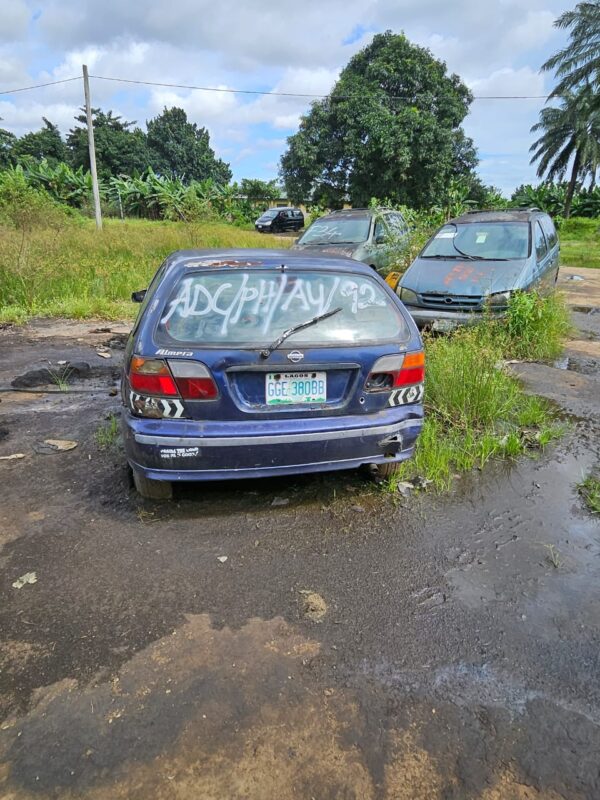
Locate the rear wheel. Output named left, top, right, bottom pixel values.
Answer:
left=132, top=467, right=173, bottom=500
left=363, top=461, right=403, bottom=481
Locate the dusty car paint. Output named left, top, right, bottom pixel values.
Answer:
left=398, top=210, right=560, bottom=328
left=121, top=249, right=424, bottom=495
left=292, top=208, right=408, bottom=274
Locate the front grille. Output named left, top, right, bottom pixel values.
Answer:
left=419, top=293, right=483, bottom=311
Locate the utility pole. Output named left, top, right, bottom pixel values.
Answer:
left=82, top=64, right=102, bottom=230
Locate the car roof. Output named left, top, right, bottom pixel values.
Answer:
left=449, top=209, right=544, bottom=225
left=162, top=248, right=376, bottom=274
left=319, top=209, right=373, bottom=220
left=261, top=206, right=301, bottom=212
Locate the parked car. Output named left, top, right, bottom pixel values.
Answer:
left=123, top=249, right=424, bottom=498
left=394, top=209, right=560, bottom=330
left=255, top=207, right=304, bottom=233
left=291, top=208, right=408, bottom=273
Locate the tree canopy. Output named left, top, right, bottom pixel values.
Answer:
left=280, top=31, right=477, bottom=208
left=543, top=1, right=600, bottom=96
left=530, top=84, right=600, bottom=216
left=9, top=118, right=68, bottom=167
left=2, top=106, right=232, bottom=185
left=146, top=107, right=232, bottom=184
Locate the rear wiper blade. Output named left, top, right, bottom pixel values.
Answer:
left=260, top=307, right=343, bottom=359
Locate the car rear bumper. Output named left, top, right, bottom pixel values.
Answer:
left=404, top=305, right=504, bottom=329
left=122, top=407, right=423, bottom=481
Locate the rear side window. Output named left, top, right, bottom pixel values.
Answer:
left=158, top=270, right=409, bottom=346
left=540, top=216, right=558, bottom=249
left=534, top=222, right=548, bottom=261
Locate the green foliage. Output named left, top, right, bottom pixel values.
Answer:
left=578, top=473, right=600, bottom=514
left=95, top=414, right=120, bottom=449
left=146, top=107, right=232, bottom=184
left=529, top=85, right=600, bottom=217
left=503, top=291, right=572, bottom=360
left=67, top=108, right=153, bottom=180
left=0, top=218, right=290, bottom=323
left=0, top=165, right=73, bottom=230
left=239, top=178, right=280, bottom=201
left=10, top=118, right=68, bottom=167
left=559, top=216, right=600, bottom=268
left=281, top=30, right=477, bottom=209
left=389, top=326, right=562, bottom=490
left=0, top=121, right=16, bottom=168
left=543, top=2, right=600, bottom=97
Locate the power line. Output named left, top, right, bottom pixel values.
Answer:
left=0, top=72, right=550, bottom=101
left=89, top=74, right=549, bottom=101
left=0, top=76, right=81, bottom=96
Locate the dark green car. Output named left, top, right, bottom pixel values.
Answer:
left=291, top=208, right=408, bottom=273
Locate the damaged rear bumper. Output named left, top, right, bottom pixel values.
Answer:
left=122, top=408, right=424, bottom=482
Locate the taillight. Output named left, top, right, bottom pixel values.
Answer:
left=169, top=361, right=218, bottom=400
left=128, top=357, right=218, bottom=400
left=365, top=351, right=425, bottom=392
left=129, top=357, right=178, bottom=396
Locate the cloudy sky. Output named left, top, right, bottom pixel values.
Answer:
left=0, top=0, right=572, bottom=194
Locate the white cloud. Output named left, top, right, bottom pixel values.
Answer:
left=0, top=0, right=575, bottom=189
left=0, top=0, right=29, bottom=43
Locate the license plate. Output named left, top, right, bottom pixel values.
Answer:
left=432, top=318, right=459, bottom=332
left=266, top=372, right=327, bottom=405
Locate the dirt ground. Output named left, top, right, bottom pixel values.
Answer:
left=0, top=269, right=599, bottom=800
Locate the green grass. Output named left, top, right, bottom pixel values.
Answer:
left=578, top=474, right=600, bottom=514
left=388, top=326, right=565, bottom=491
left=559, top=217, right=600, bottom=269
left=0, top=218, right=291, bottom=323
left=95, top=413, right=120, bottom=449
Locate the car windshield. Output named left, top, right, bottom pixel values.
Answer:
left=421, top=222, right=530, bottom=261
left=158, top=269, right=409, bottom=346
left=258, top=209, right=279, bottom=220
left=298, top=217, right=371, bottom=245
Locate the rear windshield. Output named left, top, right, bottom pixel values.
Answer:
left=158, top=270, right=409, bottom=346
left=421, top=222, right=530, bottom=260
left=298, top=217, right=371, bottom=245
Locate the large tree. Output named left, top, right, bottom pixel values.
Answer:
left=280, top=31, right=477, bottom=208
left=0, top=120, right=16, bottom=168
left=146, top=107, right=232, bottom=184
left=543, top=1, right=600, bottom=96
left=530, top=84, right=600, bottom=217
left=66, top=109, right=152, bottom=179
left=9, top=118, right=67, bottom=166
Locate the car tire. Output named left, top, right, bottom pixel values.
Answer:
left=132, top=467, right=173, bottom=500
left=365, top=461, right=403, bottom=480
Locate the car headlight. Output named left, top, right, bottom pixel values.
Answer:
left=398, top=286, right=419, bottom=305
left=486, top=291, right=512, bottom=308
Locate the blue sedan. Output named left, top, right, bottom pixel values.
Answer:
left=122, top=249, right=424, bottom=498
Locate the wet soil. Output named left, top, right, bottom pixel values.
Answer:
left=0, top=272, right=599, bottom=799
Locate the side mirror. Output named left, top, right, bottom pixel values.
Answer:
left=131, top=289, right=147, bottom=303
left=375, top=234, right=387, bottom=245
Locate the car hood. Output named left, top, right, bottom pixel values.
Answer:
left=291, top=243, right=360, bottom=259
left=401, top=257, right=528, bottom=295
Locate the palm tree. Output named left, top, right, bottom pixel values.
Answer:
left=530, top=85, right=600, bottom=217
left=543, top=2, right=600, bottom=96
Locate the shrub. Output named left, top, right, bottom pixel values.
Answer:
left=0, top=165, right=72, bottom=230
left=504, top=291, right=571, bottom=361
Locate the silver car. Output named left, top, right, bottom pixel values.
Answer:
left=291, top=208, right=408, bottom=273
